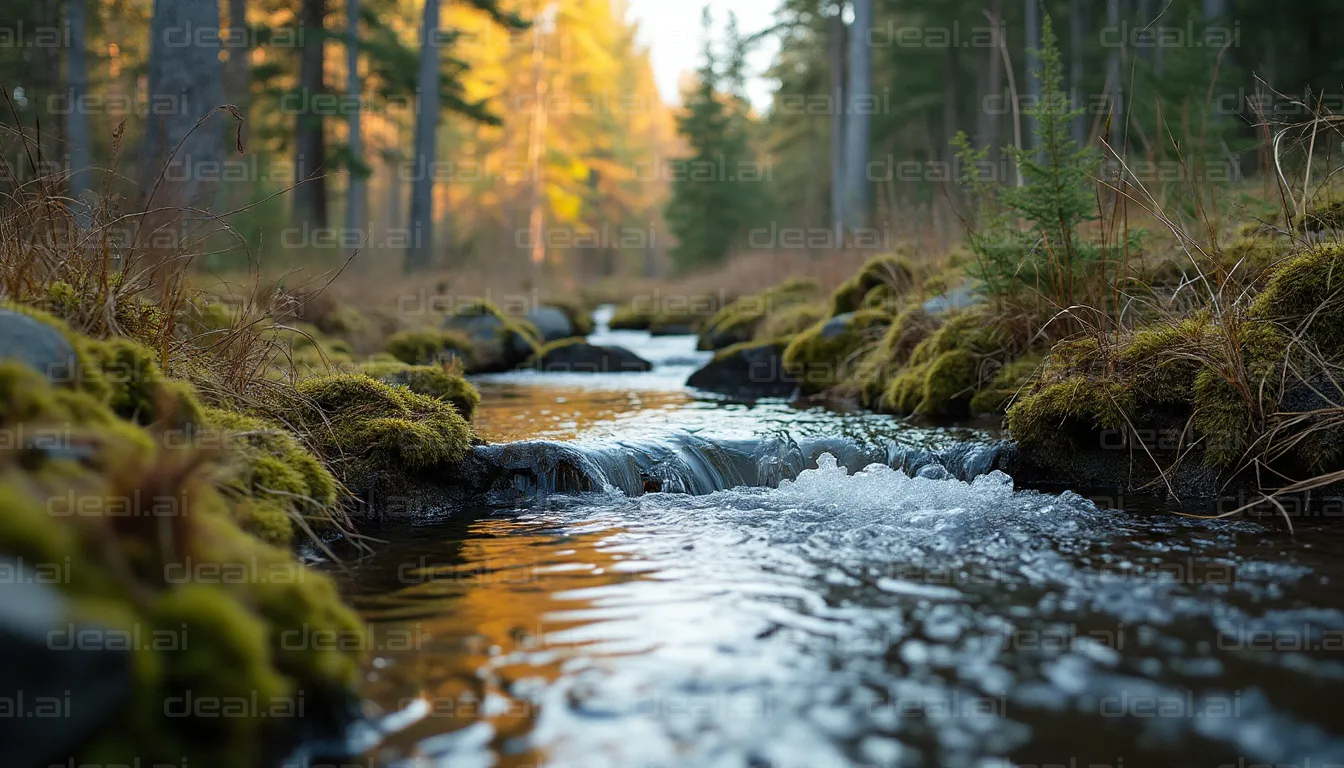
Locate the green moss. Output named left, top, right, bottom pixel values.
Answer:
left=0, top=367, right=365, bottom=766
left=782, top=308, right=891, bottom=394
left=829, top=254, right=915, bottom=315
left=384, top=328, right=474, bottom=366
left=203, top=405, right=340, bottom=544
left=968, top=356, right=1043, bottom=414
left=754, top=302, right=827, bottom=343
left=609, top=303, right=653, bottom=330
left=296, top=373, right=474, bottom=476
left=1250, top=243, right=1344, bottom=351
left=317, top=305, right=371, bottom=339
left=610, top=300, right=714, bottom=335
left=541, top=296, right=595, bottom=336
left=699, top=279, right=819, bottom=349
left=357, top=361, right=480, bottom=420
left=850, top=307, right=937, bottom=406
left=1007, top=375, right=1134, bottom=448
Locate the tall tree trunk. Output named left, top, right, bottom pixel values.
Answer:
left=224, top=0, right=251, bottom=209
left=404, top=0, right=442, bottom=273
left=1024, top=0, right=1041, bottom=151
left=843, top=0, right=871, bottom=232
left=829, top=10, right=846, bottom=235
left=943, top=45, right=960, bottom=164
left=976, top=0, right=1003, bottom=163
left=345, top=0, right=365, bottom=240
left=1069, top=0, right=1087, bottom=146
left=294, top=0, right=329, bottom=229
left=141, top=0, right=225, bottom=212
left=66, top=0, right=92, bottom=205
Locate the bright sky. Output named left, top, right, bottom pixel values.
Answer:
left=624, top=0, right=781, bottom=108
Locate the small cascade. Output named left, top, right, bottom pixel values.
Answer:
left=450, top=431, right=1012, bottom=505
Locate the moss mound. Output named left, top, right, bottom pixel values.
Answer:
left=296, top=373, right=474, bottom=477
left=698, top=278, right=819, bottom=350
left=1249, top=242, right=1344, bottom=350
left=202, top=406, right=341, bottom=545
left=0, top=362, right=363, bottom=767
left=754, top=302, right=826, bottom=343
left=385, top=328, right=475, bottom=367
left=357, top=361, right=481, bottom=420
left=782, top=308, right=891, bottom=394
left=876, top=311, right=1004, bottom=416
left=829, top=254, right=915, bottom=316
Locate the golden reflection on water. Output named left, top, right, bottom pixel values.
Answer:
left=349, top=514, right=640, bottom=766
left=471, top=381, right=695, bottom=443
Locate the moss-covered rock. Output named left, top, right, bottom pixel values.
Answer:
left=534, top=297, right=594, bottom=338
left=782, top=309, right=891, bottom=394
left=875, top=311, right=1004, bottom=416
left=384, top=328, right=475, bottom=367
left=968, top=356, right=1043, bottom=414
left=0, top=362, right=364, bottom=767
left=697, top=278, right=819, bottom=350
left=1249, top=242, right=1344, bottom=350
left=357, top=361, right=481, bottom=419
left=829, top=254, right=915, bottom=316
left=610, top=299, right=716, bottom=335
left=754, top=302, right=826, bottom=343
left=202, top=406, right=340, bottom=544
left=441, top=301, right=542, bottom=372
left=296, top=373, right=475, bottom=478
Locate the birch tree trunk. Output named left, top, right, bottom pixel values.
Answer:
left=842, top=0, right=871, bottom=232
left=829, top=10, right=846, bottom=235
left=405, top=0, right=442, bottom=273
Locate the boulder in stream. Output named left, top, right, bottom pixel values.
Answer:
left=442, top=302, right=542, bottom=373
left=526, top=306, right=578, bottom=342
left=532, top=339, right=653, bottom=373
left=687, top=340, right=799, bottom=399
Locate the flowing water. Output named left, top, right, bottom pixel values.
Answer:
left=330, top=309, right=1344, bottom=768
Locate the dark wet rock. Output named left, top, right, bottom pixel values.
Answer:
left=527, top=306, right=577, bottom=342
left=649, top=322, right=697, bottom=336
left=687, top=340, right=798, bottom=399
left=442, top=310, right=539, bottom=373
left=0, top=308, right=76, bottom=383
left=533, top=342, right=653, bottom=373
left=0, top=564, right=131, bottom=767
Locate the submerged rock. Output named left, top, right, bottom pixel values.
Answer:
left=687, top=340, right=798, bottom=399
left=532, top=340, right=653, bottom=373
left=0, top=307, right=77, bottom=383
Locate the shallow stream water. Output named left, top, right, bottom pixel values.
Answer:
left=329, top=309, right=1344, bottom=768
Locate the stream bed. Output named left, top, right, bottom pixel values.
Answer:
left=328, top=314, right=1344, bottom=768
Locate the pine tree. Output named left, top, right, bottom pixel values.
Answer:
left=957, top=12, right=1124, bottom=308
left=665, top=9, right=762, bottom=271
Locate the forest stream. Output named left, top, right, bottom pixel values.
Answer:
left=325, top=308, right=1344, bottom=768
